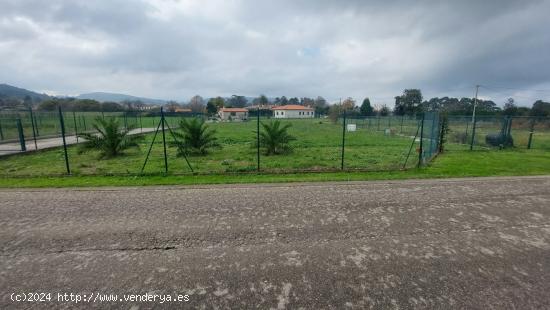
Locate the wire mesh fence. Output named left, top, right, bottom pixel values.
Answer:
left=5, top=108, right=547, bottom=177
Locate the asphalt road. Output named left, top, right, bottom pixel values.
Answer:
left=1, top=176, right=550, bottom=309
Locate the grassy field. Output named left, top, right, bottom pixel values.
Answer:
left=0, top=149, right=548, bottom=188
left=1, top=116, right=549, bottom=188
left=0, top=118, right=425, bottom=176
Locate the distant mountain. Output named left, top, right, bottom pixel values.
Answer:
left=0, top=84, right=51, bottom=102
left=77, top=92, right=167, bottom=105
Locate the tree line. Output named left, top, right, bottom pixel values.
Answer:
left=3, top=90, right=549, bottom=118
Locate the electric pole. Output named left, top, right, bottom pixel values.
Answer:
left=472, top=85, right=479, bottom=123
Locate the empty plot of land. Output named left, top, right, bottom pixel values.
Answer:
left=1, top=176, right=550, bottom=309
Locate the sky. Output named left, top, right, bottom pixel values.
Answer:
left=1, top=0, right=550, bottom=107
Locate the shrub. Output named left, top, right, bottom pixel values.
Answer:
left=258, top=120, right=296, bottom=155
left=172, top=118, right=220, bottom=155
left=78, top=117, right=141, bottom=158
left=486, top=133, right=514, bottom=148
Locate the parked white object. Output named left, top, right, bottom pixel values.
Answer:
left=347, top=124, right=357, bottom=132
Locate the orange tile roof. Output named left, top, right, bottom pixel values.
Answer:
left=220, top=107, right=248, bottom=112
left=272, top=105, right=314, bottom=110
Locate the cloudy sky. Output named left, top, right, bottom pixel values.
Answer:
left=1, top=0, right=550, bottom=106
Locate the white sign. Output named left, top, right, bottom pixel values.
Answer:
left=347, top=124, right=357, bottom=132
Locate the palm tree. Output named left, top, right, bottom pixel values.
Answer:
left=78, top=117, right=141, bottom=158
left=172, top=118, right=220, bottom=155
left=259, top=120, right=296, bottom=155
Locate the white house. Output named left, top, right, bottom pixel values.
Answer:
left=218, top=107, right=248, bottom=121
left=272, top=105, right=314, bottom=118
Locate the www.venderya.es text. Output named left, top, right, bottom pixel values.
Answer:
left=10, top=292, right=190, bottom=304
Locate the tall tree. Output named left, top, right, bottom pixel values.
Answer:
left=530, top=100, right=550, bottom=117
left=226, top=95, right=247, bottom=108
left=288, top=97, right=300, bottom=105
left=503, top=98, right=518, bottom=116
left=360, top=98, right=374, bottom=116
left=314, top=96, right=328, bottom=116
left=341, top=97, right=356, bottom=110
left=394, top=89, right=422, bottom=115
left=280, top=96, right=289, bottom=105
left=188, top=95, right=205, bottom=113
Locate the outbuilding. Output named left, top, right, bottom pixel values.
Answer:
left=272, top=105, right=314, bottom=118
left=218, top=107, right=248, bottom=121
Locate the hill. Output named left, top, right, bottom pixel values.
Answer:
left=0, top=84, right=51, bottom=102
left=77, top=92, right=167, bottom=104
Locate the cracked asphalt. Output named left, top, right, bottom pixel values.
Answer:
left=1, top=176, right=550, bottom=309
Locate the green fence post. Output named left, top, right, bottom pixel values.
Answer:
left=341, top=110, right=346, bottom=170
left=34, top=113, right=40, bottom=136
left=0, top=119, right=4, bottom=140
left=139, top=114, right=143, bottom=133
left=469, top=114, right=477, bottom=151
left=417, top=114, right=425, bottom=168
left=161, top=107, right=168, bottom=174
left=72, top=111, right=79, bottom=142
left=82, top=115, right=87, bottom=131
left=29, top=107, right=38, bottom=150
left=400, top=115, right=404, bottom=133
left=527, top=118, right=535, bottom=149
left=58, top=107, right=71, bottom=175
left=257, top=107, right=260, bottom=172
left=16, top=118, right=26, bottom=151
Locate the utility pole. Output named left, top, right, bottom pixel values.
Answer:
left=470, top=85, right=480, bottom=151
left=471, top=85, right=479, bottom=123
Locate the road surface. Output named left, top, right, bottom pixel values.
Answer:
left=1, top=176, right=550, bottom=309
left=0, top=128, right=156, bottom=156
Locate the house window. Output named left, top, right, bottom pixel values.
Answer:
left=231, top=112, right=236, bottom=116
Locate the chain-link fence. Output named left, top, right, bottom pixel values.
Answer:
left=446, top=115, right=550, bottom=150
left=0, top=108, right=448, bottom=176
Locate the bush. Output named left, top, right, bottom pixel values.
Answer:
left=258, top=120, right=296, bottom=155
left=172, top=118, right=220, bottom=155
left=485, top=133, right=514, bottom=147
left=78, top=117, right=141, bottom=158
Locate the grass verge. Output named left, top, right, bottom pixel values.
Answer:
left=0, top=149, right=548, bottom=188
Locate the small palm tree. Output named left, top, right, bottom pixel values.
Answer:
left=259, top=120, right=296, bottom=155
left=78, top=117, right=141, bottom=158
left=173, top=118, right=220, bottom=155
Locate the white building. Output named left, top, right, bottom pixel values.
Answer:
left=218, top=107, right=248, bottom=121
left=272, top=105, right=314, bottom=118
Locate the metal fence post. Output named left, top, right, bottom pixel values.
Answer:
left=161, top=107, right=168, bottom=174
left=34, top=113, right=40, bottom=136
left=341, top=110, right=346, bottom=170
left=58, top=106, right=71, bottom=175
left=28, top=107, right=38, bottom=150
left=257, top=107, right=260, bottom=172
left=139, top=114, right=143, bottom=133
left=469, top=113, right=477, bottom=151
left=400, top=115, right=404, bottom=133
left=72, top=111, right=79, bottom=142
left=417, top=113, right=425, bottom=168
left=16, top=118, right=26, bottom=151
left=527, top=118, right=535, bottom=149
left=0, top=119, right=4, bottom=140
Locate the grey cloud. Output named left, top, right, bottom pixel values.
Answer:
left=0, top=0, right=549, bottom=105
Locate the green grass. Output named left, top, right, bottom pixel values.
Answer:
left=1, top=116, right=549, bottom=188
left=0, top=118, right=421, bottom=176
left=0, top=149, right=549, bottom=188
